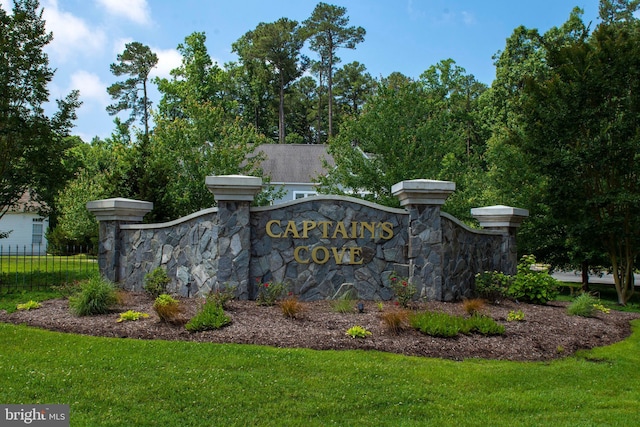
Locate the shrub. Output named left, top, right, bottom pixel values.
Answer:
left=507, top=255, right=559, bottom=304
left=380, top=309, right=409, bottom=335
left=331, top=297, right=355, bottom=314
left=208, top=284, right=237, bottom=309
left=279, top=295, right=304, bottom=319
left=117, top=310, right=149, bottom=322
left=388, top=272, right=417, bottom=308
left=463, top=298, right=486, bottom=316
left=185, top=300, right=231, bottom=332
left=69, top=275, right=118, bottom=316
left=143, top=267, right=171, bottom=298
left=474, top=271, right=511, bottom=302
left=153, top=294, right=184, bottom=324
left=567, top=293, right=610, bottom=317
left=345, top=325, right=372, bottom=338
left=16, top=300, right=41, bottom=311
left=409, top=311, right=505, bottom=337
left=256, top=281, right=287, bottom=306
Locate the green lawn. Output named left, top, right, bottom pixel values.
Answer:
left=0, top=319, right=639, bottom=426
left=0, top=254, right=98, bottom=289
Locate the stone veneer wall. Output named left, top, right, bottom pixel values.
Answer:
left=118, top=209, right=219, bottom=297
left=249, top=196, right=409, bottom=301
left=91, top=180, right=524, bottom=302
left=440, top=213, right=505, bottom=301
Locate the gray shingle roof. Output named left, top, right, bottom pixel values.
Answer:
left=252, top=144, right=335, bottom=184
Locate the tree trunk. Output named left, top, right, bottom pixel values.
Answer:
left=328, top=51, right=333, bottom=138
left=279, top=73, right=285, bottom=144
left=581, top=260, right=590, bottom=293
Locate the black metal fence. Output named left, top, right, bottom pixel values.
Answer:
left=0, top=245, right=98, bottom=291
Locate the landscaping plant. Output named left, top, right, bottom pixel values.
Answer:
left=117, top=310, right=149, bottom=322
left=207, top=284, right=237, bottom=309
left=256, top=280, right=287, bottom=306
left=69, top=275, right=118, bottom=316
left=345, top=325, right=372, bottom=338
left=388, top=272, right=417, bottom=308
left=279, top=295, right=304, bottom=319
left=143, top=267, right=171, bottom=298
left=568, top=293, right=611, bottom=317
left=16, top=300, right=42, bottom=311
left=380, top=309, right=409, bottom=335
left=185, top=300, right=231, bottom=332
left=409, top=311, right=505, bottom=337
left=153, top=294, right=184, bottom=324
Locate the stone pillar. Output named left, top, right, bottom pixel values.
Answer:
left=391, top=179, right=455, bottom=301
left=206, top=175, right=262, bottom=299
left=86, top=198, right=153, bottom=283
left=470, top=205, right=529, bottom=275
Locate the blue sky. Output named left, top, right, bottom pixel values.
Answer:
left=1, top=0, right=604, bottom=142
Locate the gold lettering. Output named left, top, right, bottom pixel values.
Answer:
left=294, top=246, right=309, bottom=264
left=331, top=247, right=348, bottom=264
left=266, top=220, right=282, bottom=238
left=380, top=222, right=394, bottom=239
left=317, top=221, right=331, bottom=238
left=301, top=220, right=316, bottom=238
left=360, top=222, right=376, bottom=239
left=350, top=221, right=358, bottom=238
left=331, top=222, right=348, bottom=239
left=349, top=247, right=364, bottom=264
left=311, top=246, right=330, bottom=264
left=282, top=221, right=300, bottom=238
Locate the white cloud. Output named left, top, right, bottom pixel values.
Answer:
left=96, top=0, right=150, bottom=25
left=0, top=0, right=12, bottom=12
left=461, top=11, right=476, bottom=26
left=42, top=0, right=106, bottom=62
left=69, top=70, right=110, bottom=106
left=150, top=48, right=182, bottom=80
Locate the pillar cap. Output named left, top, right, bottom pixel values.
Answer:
left=205, top=175, right=263, bottom=202
left=86, top=198, right=153, bottom=222
left=471, top=205, right=529, bottom=228
left=391, top=179, right=456, bottom=207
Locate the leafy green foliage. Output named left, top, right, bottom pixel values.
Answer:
left=185, top=300, right=231, bottom=332
left=16, top=300, right=41, bottom=311
left=388, top=272, right=417, bottom=308
left=507, top=310, right=526, bottom=322
left=143, top=267, right=171, bottom=298
left=567, top=293, right=611, bottom=317
left=474, top=271, right=512, bottom=302
left=345, top=325, right=371, bottom=338
left=68, top=275, right=118, bottom=316
left=409, top=311, right=505, bottom=337
left=331, top=297, right=355, bottom=314
left=256, top=281, right=287, bottom=306
left=117, top=310, right=149, bottom=322
left=207, top=284, right=237, bottom=309
left=508, top=255, right=559, bottom=304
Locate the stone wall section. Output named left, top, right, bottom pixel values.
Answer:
left=249, top=196, right=409, bottom=301
left=441, top=213, right=505, bottom=301
left=118, top=209, right=219, bottom=297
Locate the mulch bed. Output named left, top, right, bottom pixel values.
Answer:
left=1, top=292, right=638, bottom=361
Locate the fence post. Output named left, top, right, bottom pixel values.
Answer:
left=86, top=198, right=153, bottom=283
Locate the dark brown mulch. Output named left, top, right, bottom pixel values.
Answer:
left=1, top=293, right=637, bottom=361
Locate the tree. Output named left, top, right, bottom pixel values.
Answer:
left=333, top=61, right=375, bottom=117
left=234, top=18, right=307, bottom=143
left=0, top=0, right=80, bottom=228
left=303, top=2, right=365, bottom=138
left=520, top=2, right=640, bottom=304
left=106, top=42, right=158, bottom=142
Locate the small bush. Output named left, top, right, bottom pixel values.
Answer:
left=69, top=275, right=118, bottom=316
left=508, top=255, right=559, bottom=304
left=388, top=272, right=417, bottom=308
left=117, top=310, right=149, bottom=322
left=256, top=281, right=287, bottom=306
left=380, top=309, right=409, bottom=335
left=409, top=311, right=505, bottom=337
left=279, top=296, right=304, bottom=319
left=331, top=297, right=355, bottom=314
left=474, top=271, right=511, bottom=302
left=345, top=325, right=372, bottom=339
left=463, top=298, right=486, bottom=316
left=185, top=300, right=231, bottom=332
left=567, top=293, right=610, bottom=317
left=153, top=294, right=184, bottom=324
left=207, top=284, right=237, bottom=309
left=144, top=267, right=171, bottom=298
left=16, top=300, right=42, bottom=311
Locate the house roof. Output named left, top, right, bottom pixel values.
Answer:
left=252, top=144, right=335, bottom=184
left=6, top=191, right=45, bottom=213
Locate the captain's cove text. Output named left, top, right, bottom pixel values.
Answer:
left=265, top=220, right=394, bottom=265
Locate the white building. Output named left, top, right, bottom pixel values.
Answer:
left=0, top=192, right=48, bottom=255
